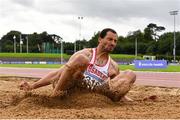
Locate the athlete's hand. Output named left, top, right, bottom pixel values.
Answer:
left=19, top=80, right=32, bottom=91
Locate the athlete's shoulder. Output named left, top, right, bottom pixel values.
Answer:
left=109, top=57, right=119, bottom=73
left=80, top=48, right=92, bottom=54
left=110, top=57, right=118, bottom=66
left=75, top=48, right=92, bottom=56
left=69, top=48, right=93, bottom=61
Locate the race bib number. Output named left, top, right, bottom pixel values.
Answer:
left=84, top=75, right=102, bottom=90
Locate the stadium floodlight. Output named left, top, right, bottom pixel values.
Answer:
left=26, top=35, right=29, bottom=53
left=169, top=10, right=178, bottom=62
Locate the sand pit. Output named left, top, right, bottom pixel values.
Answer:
left=0, top=76, right=180, bottom=119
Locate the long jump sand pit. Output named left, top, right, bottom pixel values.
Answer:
left=0, top=76, right=180, bottom=119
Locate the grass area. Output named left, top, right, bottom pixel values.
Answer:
left=0, top=53, right=71, bottom=59
left=110, top=54, right=142, bottom=59
left=120, top=65, right=180, bottom=72
left=0, top=64, right=180, bottom=72
left=0, top=53, right=142, bottom=60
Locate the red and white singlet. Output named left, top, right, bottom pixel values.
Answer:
left=83, top=48, right=110, bottom=89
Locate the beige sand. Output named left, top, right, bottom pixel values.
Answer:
left=0, top=76, right=180, bottom=119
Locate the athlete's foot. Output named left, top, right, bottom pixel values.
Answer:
left=121, top=96, right=133, bottom=102
left=19, top=80, right=32, bottom=91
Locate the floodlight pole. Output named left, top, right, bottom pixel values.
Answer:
left=74, top=40, right=76, bottom=53
left=135, top=38, right=137, bottom=59
left=169, top=10, right=178, bottom=62
left=78, top=16, right=83, bottom=51
left=26, top=35, right=29, bottom=53
left=20, top=34, right=22, bottom=53
left=60, top=37, right=63, bottom=64
left=13, top=35, right=16, bottom=53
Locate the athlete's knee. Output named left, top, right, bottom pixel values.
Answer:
left=124, top=70, right=136, bottom=83
left=50, top=70, right=58, bottom=75
left=49, top=69, right=61, bottom=77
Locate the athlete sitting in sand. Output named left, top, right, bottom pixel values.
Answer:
left=19, top=28, right=136, bottom=102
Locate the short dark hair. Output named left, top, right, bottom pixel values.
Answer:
left=99, top=28, right=117, bottom=38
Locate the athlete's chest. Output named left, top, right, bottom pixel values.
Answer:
left=83, top=63, right=108, bottom=90
left=85, top=64, right=108, bottom=81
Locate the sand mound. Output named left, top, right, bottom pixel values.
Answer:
left=7, top=91, right=113, bottom=110
left=1, top=76, right=180, bottom=119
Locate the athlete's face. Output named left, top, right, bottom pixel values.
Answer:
left=98, top=31, right=118, bottom=52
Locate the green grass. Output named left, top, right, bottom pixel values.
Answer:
left=0, top=53, right=71, bottom=59
left=110, top=54, right=142, bottom=59
left=1, top=64, right=180, bottom=72
left=0, top=53, right=142, bottom=60
left=120, top=65, right=180, bottom=72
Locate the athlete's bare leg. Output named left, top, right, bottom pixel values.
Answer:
left=19, top=53, right=89, bottom=98
left=95, top=70, right=136, bottom=102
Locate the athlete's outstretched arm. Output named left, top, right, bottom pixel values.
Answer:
left=51, top=50, right=91, bottom=97
left=19, top=67, right=63, bottom=91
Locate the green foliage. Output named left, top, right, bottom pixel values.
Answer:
left=146, top=41, right=158, bottom=54
left=156, top=55, right=180, bottom=62
left=88, top=32, right=99, bottom=48
left=158, top=32, right=180, bottom=56
left=0, top=23, right=179, bottom=62
left=0, top=53, right=71, bottom=59
left=75, top=39, right=89, bottom=50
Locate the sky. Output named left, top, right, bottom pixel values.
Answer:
left=0, top=0, right=179, bottom=42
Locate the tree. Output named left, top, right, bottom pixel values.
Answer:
left=144, top=23, right=165, bottom=42
left=88, top=32, right=99, bottom=48
left=63, top=42, right=74, bottom=54
left=146, top=41, right=158, bottom=55
left=176, top=32, right=180, bottom=55
left=158, top=32, right=180, bottom=56
left=113, top=36, right=125, bottom=54
left=124, top=30, right=146, bottom=55
left=0, top=30, right=21, bottom=52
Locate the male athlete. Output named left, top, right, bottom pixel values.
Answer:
left=19, top=28, right=136, bottom=102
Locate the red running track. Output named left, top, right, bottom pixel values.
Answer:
left=0, top=67, right=180, bottom=88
